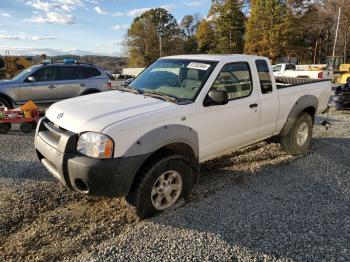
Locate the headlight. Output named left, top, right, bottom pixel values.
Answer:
left=77, top=132, right=114, bottom=159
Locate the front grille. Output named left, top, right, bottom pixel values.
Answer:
left=38, top=117, right=78, bottom=153
left=38, top=119, right=63, bottom=148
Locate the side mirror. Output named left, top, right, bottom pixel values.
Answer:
left=204, top=90, right=229, bottom=106
left=27, top=76, right=35, bottom=82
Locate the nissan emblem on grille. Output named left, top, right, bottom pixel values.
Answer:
left=57, top=113, right=64, bottom=119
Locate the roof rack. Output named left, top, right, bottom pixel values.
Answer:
left=41, top=61, right=96, bottom=66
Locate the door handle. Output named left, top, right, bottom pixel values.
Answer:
left=249, top=103, right=258, bottom=108
left=80, top=83, right=86, bottom=87
left=48, top=85, right=56, bottom=89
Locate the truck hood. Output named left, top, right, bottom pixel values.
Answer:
left=46, top=91, right=176, bottom=133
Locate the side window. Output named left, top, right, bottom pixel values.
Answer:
left=84, top=67, right=101, bottom=78
left=285, top=64, right=296, bottom=71
left=256, top=60, right=273, bottom=94
left=59, top=66, right=77, bottom=80
left=31, top=66, right=59, bottom=82
left=211, top=62, right=253, bottom=100
left=272, top=65, right=282, bottom=72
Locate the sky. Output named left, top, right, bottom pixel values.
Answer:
left=0, top=0, right=211, bottom=57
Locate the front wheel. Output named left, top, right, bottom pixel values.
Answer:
left=127, top=154, right=193, bottom=219
left=280, top=112, right=313, bottom=155
left=20, top=122, right=35, bottom=133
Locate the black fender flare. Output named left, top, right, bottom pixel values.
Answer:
left=124, top=124, right=199, bottom=160
left=107, top=125, right=199, bottom=196
left=280, top=95, right=318, bottom=136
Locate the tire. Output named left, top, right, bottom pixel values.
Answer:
left=126, top=153, right=194, bottom=219
left=280, top=112, right=313, bottom=155
left=82, top=90, right=99, bottom=96
left=0, top=98, right=11, bottom=110
left=31, top=122, right=37, bottom=130
left=0, top=123, right=11, bottom=134
left=20, top=122, right=34, bottom=133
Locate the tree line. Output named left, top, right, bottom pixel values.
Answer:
left=125, top=0, right=350, bottom=67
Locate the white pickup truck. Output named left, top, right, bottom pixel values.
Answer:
left=272, top=63, right=333, bottom=80
left=35, top=55, right=331, bottom=218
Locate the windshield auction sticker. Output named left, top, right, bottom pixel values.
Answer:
left=187, top=62, right=211, bottom=71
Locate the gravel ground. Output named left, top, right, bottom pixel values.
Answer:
left=0, top=110, right=349, bottom=261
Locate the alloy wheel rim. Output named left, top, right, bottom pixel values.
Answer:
left=296, top=122, right=309, bottom=146
left=151, top=170, right=183, bottom=210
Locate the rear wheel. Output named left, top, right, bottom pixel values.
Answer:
left=280, top=112, right=313, bottom=155
left=0, top=123, right=11, bottom=134
left=126, top=154, right=193, bottom=219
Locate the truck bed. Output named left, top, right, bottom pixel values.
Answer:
left=275, top=76, right=330, bottom=89
left=273, top=76, right=332, bottom=136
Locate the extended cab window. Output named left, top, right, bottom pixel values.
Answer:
left=256, top=60, right=273, bottom=94
left=31, top=66, right=59, bottom=82
left=211, top=62, right=253, bottom=100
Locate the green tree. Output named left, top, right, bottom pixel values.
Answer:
left=209, top=0, right=245, bottom=53
left=244, top=0, right=294, bottom=62
left=180, top=14, right=201, bottom=54
left=196, top=19, right=216, bottom=53
left=195, top=0, right=245, bottom=54
left=126, top=8, right=182, bottom=67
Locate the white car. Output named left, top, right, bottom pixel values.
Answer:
left=272, top=63, right=333, bottom=80
left=35, top=55, right=331, bottom=218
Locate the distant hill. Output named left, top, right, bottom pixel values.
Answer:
left=31, top=55, right=127, bottom=73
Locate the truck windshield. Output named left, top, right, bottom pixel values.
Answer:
left=130, top=59, right=216, bottom=101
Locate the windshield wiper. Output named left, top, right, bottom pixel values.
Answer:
left=116, top=85, right=142, bottom=94
left=142, top=91, right=179, bottom=103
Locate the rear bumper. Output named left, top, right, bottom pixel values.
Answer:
left=34, top=117, right=149, bottom=197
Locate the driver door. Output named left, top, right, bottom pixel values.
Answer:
left=198, top=62, right=261, bottom=161
left=19, top=66, right=58, bottom=103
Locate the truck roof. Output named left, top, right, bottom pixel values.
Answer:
left=163, top=54, right=269, bottom=62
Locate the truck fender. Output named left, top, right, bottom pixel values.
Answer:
left=107, top=125, right=199, bottom=196
left=280, top=95, right=318, bottom=136
left=124, top=124, right=199, bottom=159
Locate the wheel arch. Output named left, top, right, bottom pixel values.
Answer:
left=136, top=142, right=198, bottom=179
left=280, top=95, right=318, bottom=136
left=79, top=88, right=100, bottom=95
left=0, top=92, right=15, bottom=108
left=123, top=124, right=199, bottom=196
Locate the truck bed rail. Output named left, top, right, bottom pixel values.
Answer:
left=275, top=76, right=330, bottom=89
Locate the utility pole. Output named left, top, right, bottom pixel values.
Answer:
left=314, top=39, right=318, bottom=64
left=333, top=7, right=341, bottom=57
left=344, top=30, right=347, bottom=63
left=159, top=35, right=162, bottom=57
left=229, top=29, right=232, bottom=53
left=158, top=21, right=163, bottom=58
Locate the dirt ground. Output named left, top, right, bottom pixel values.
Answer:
left=0, top=109, right=349, bottom=261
